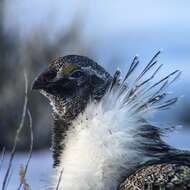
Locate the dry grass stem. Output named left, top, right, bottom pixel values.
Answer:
left=55, top=169, right=64, bottom=190
left=2, top=71, right=28, bottom=190
left=19, top=164, right=30, bottom=190
left=17, top=109, right=33, bottom=190
left=0, top=147, right=6, bottom=173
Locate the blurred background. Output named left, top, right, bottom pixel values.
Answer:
left=0, top=0, right=190, bottom=189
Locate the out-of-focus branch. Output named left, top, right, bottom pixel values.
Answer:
left=55, top=169, right=64, bottom=190
left=5, top=168, right=13, bottom=190
left=1, top=71, right=28, bottom=190
left=18, top=165, right=30, bottom=190
left=17, top=109, right=33, bottom=190
left=0, top=147, right=6, bottom=173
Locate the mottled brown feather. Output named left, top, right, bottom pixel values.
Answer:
left=119, top=164, right=190, bottom=190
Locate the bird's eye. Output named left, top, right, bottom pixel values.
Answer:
left=70, top=70, right=84, bottom=78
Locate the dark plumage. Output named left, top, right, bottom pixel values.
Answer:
left=32, top=53, right=190, bottom=190
left=33, top=55, right=112, bottom=166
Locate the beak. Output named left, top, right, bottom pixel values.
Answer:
left=31, top=69, right=56, bottom=90
left=32, top=80, right=43, bottom=90
left=32, top=69, right=74, bottom=92
left=31, top=74, right=47, bottom=90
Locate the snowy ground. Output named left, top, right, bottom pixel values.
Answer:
left=0, top=150, right=52, bottom=190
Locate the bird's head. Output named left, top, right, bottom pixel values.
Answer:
left=32, top=55, right=112, bottom=118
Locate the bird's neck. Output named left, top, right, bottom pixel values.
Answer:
left=52, top=98, right=89, bottom=167
left=52, top=117, right=70, bottom=167
left=50, top=98, right=184, bottom=190
left=51, top=101, right=155, bottom=190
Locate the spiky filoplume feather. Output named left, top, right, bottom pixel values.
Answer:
left=33, top=52, right=190, bottom=190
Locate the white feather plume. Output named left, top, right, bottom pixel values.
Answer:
left=52, top=52, right=181, bottom=190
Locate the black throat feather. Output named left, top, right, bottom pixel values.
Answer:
left=52, top=97, right=89, bottom=167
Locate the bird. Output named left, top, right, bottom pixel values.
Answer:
left=32, top=52, right=190, bottom=190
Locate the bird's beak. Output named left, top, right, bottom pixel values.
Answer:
left=31, top=69, right=56, bottom=90
left=32, top=68, right=76, bottom=97
left=31, top=68, right=73, bottom=93
left=31, top=75, right=46, bottom=90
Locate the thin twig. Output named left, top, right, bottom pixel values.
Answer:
left=2, top=71, right=28, bottom=190
left=0, top=147, right=6, bottom=172
left=55, top=169, right=64, bottom=190
left=5, top=168, right=13, bottom=190
left=17, top=109, right=33, bottom=190
left=19, top=164, right=30, bottom=190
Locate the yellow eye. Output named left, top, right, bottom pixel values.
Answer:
left=62, top=64, right=77, bottom=75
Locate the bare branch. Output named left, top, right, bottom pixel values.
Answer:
left=17, top=109, right=33, bottom=190
left=0, top=147, right=6, bottom=173
left=2, top=71, right=28, bottom=190
left=18, top=164, right=30, bottom=190
left=4, top=168, right=13, bottom=190
left=56, top=169, right=64, bottom=190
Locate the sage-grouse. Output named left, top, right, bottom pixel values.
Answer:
left=32, top=52, right=190, bottom=190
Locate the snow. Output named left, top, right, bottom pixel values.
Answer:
left=0, top=150, right=52, bottom=190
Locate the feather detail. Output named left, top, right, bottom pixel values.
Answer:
left=51, top=52, right=185, bottom=190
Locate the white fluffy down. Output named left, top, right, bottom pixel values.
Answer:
left=52, top=90, right=150, bottom=190
left=51, top=58, right=179, bottom=190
